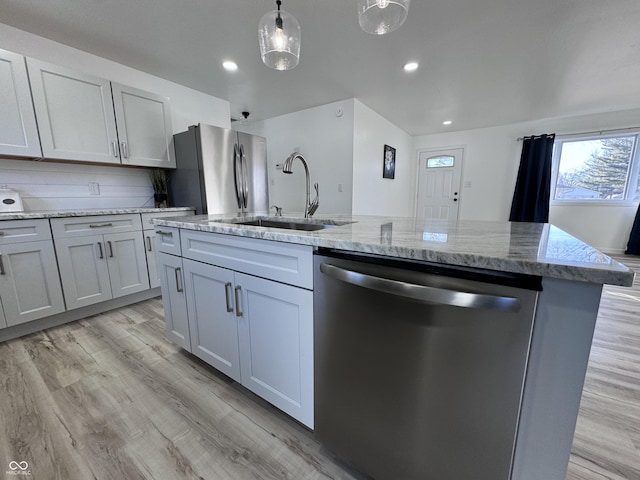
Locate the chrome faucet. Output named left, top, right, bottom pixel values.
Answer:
left=282, top=152, right=320, bottom=218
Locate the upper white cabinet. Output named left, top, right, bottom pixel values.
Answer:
left=0, top=49, right=42, bottom=158
left=27, top=58, right=121, bottom=164
left=112, top=83, right=175, bottom=168
left=26, top=58, right=175, bottom=168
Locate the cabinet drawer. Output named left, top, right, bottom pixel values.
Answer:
left=141, top=210, right=193, bottom=230
left=0, top=219, right=52, bottom=244
left=154, top=227, right=181, bottom=255
left=181, top=231, right=313, bottom=289
left=51, top=214, right=142, bottom=238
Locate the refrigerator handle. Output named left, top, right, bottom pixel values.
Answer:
left=240, top=144, right=249, bottom=208
left=233, top=144, right=243, bottom=209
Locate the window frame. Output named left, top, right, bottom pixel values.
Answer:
left=550, top=130, right=640, bottom=206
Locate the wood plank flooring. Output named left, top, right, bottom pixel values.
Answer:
left=0, top=257, right=639, bottom=479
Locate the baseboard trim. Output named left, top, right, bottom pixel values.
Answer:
left=0, top=288, right=161, bottom=342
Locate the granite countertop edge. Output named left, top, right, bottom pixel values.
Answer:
left=0, top=207, right=194, bottom=221
left=153, top=214, right=635, bottom=287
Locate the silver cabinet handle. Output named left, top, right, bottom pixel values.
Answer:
left=224, top=282, right=234, bottom=312
left=174, top=267, right=183, bottom=293
left=0, top=254, right=5, bottom=275
left=146, top=235, right=152, bottom=251
left=112, top=141, right=119, bottom=157
left=107, top=240, right=114, bottom=258
left=319, top=263, right=521, bottom=312
left=234, top=285, right=243, bottom=317
left=89, top=223, right=113, bottom=228
left=96, top=242, right=104, bottom=259
left=121, top=142, right=129, bottom=159
left=156, top=230, right=173, bottom=236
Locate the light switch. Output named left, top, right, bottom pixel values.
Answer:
left=88, top=182, right=100, bottom=195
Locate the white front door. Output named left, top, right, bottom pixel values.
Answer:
left=416, top=148, right=464, bottom=221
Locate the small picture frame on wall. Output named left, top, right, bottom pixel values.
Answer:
left=383, top=144, right=396, bottom=179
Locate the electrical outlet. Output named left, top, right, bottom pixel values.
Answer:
left=88, top=182, right=100, bottom=195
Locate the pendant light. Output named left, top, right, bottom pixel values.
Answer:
left=357, top=0, right=410, bottom=35
left=258, top=0, right=301, bottom=71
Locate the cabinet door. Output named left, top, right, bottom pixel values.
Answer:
left=157, top=252, right=190, bottom=350
left=54, top=235, right=112, bottom=310
left=183, top=259, right=240, bottom=381
left=0, top=49, right=41, bottom=157
left=104, top=231, right=150, bottom=298
left=144, top=230, right=160, bottom=288
left=26, top=58, right=120, bottom=164
left=0, top=240, right=66, bottom=327
left=111, top=82, right=175, bottom=168
left=236, top=272, right=314, bottom=428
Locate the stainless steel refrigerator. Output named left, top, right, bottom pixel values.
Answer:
left=169, top=124, right=269, bottom=215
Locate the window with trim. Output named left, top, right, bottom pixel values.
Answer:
left=552, top=132, right=640, bottom=203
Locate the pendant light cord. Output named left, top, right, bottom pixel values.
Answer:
left=276, top=0, right=283, bottom=29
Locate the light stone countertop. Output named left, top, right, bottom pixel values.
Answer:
left=153, top=213, right=635, bottom=287
left=0, top=207, right=194, bottom=221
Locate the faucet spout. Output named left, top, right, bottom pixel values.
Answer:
left=283, top=152, right=318, bottom=218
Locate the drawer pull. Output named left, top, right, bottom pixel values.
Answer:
left=89, top=223, right=113, bottom=228
left=97, top=242, right=104, bottom=259
left=234, top=286, right=243, bottom=317
left=224, top=282, right=234, bottom=312
left=0, top=254, right=5, bottom=275
left=146, top=235, right=152, bottom=251
left=156, top=230, right=173, bottom=236
left=175, top=267, right=183, bottom=293
left=107, top=240, right=114, bottom=258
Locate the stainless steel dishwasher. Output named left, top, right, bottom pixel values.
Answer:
left=314, top=250, right=541, bottom=480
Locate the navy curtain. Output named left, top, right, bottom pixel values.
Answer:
left=509, top=134, right=556, bottom=223
left=626, top=207, right=640, bottom=254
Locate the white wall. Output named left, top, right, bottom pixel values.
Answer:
left=352, top=100, right=414, bottom=216
left=413, top=108, right=640, bottom=253
left=237, top=100, right=355, bottom=216
left=0, top=23, right=230, bottom=211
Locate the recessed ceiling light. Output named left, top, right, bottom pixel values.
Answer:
left=222, top=61, right=238, bottom=72
left=442, top=120, right=453, bottom=126
left=403, top=62, right=419, bottom=72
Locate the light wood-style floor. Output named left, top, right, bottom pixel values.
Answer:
left=1, top=257, right=639, bottom=480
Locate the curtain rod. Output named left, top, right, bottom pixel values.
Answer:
left=517, top=126, right=640, bottom=141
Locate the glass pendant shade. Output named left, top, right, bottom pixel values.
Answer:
left=258, top=6, right=301, bottom=71
left=357, top=0, right=410, bottom=35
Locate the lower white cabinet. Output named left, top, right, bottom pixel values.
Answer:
left=55, top=231, right=149, bottom=310
left=157, top=231, right=315, bottom=428
left=235, top=272, right=314, bottom=428
left=0, top=240, right=66, bottom=327
left=157, top=252, right=190, bottom=350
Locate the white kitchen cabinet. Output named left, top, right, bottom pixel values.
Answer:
left=0, top=240, right=66, bottom=327
left=156, top=252, right=190, bottom=350
left=0, top=49, right=42, bottom=158
left=26, top=58, right=121, bottom=164
left=157, top=229, right=315, bottom=427
left=54, top=235, right=113, bottom=310
left=141, top=211, right=193, bottom=289
left=26, top=58, right=175, bottom=167
left=183, top=258, right=241, bottom=381
left=236, top=272, right=314, bottom=428
left=52, top=215, right=150, bottom=310
left=112, top=83, right=175, bottom=168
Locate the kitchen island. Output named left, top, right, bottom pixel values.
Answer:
left=153, top=213, right=634, bottom=480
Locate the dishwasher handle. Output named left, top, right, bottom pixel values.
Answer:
left=319, top=263, right=521, bottom=312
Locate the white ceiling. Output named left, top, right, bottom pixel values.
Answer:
left=1, top=0, right=640, bottom=136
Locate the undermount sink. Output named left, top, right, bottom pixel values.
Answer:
left=232, top=218, right=334, bottom=231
